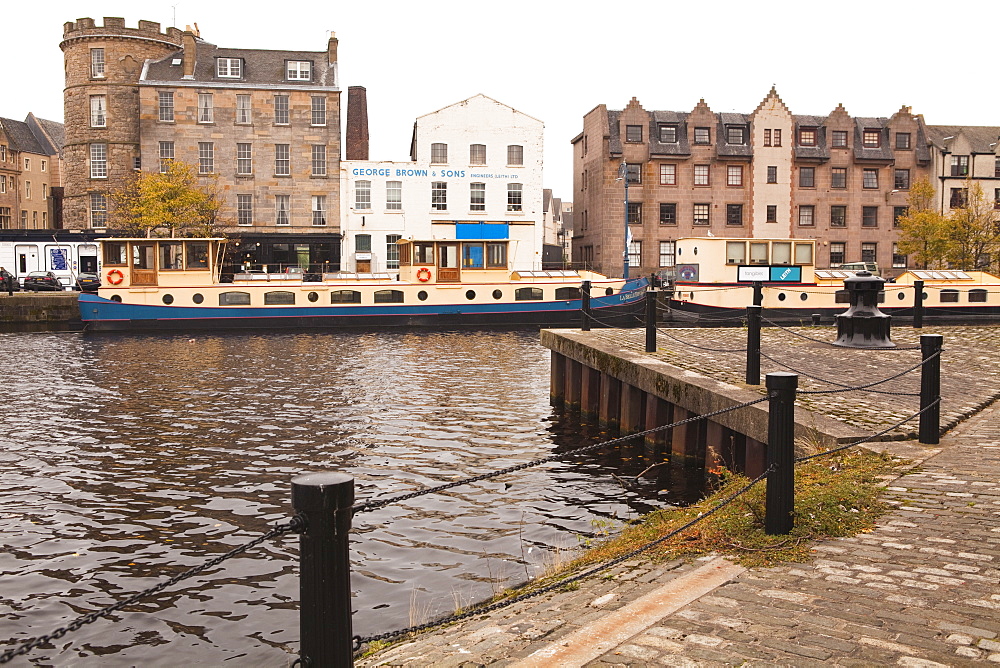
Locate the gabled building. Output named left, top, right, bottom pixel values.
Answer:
left=0, top=115, right=64, bottom=230
left=924, top=125, right=1000, bottom=215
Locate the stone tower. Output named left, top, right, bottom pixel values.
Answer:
left=60, top=17, right=183, bottom=229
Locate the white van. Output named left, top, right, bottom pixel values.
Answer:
left=838, top=262, right=880, bottom=276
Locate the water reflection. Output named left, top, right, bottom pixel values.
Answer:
left=0, top=330, right=703, bottom=663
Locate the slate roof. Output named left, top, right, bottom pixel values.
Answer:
left=925, top=125, right=1000, bottom=153
left=853, top=118, right=894, bottom=162
left=649, top=111, right=690, bottom=157
left=26, top=115, right=64, bottom=157
left=717, top=113, right=752, bottom=158
left=0, top=118, right=47, bottom=155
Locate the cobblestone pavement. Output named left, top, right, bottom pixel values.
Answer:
left=357, top=325, right=1000, bottom=667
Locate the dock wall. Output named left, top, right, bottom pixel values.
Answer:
left=0, top=294, right=80, bottom=325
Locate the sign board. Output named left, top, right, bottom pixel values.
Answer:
left=738, top=265, right=802, bottom=283
left=675, top=264, right=699, bottom=281
left=355, top=253, right=372, bottom=261
left=50, top=248, right=68, bottom=271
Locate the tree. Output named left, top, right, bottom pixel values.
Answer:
left=108, top=160, right=228, bottom=237
left=896, top=178, right=950, bottom=269
left=944, top=179, right=1000, bottom=271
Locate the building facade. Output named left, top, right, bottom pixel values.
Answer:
left=571, top=88, right=997, bottom=279
left=339, top=95, right=544, bottom=273
left=0, top=115, right=64, bottom=230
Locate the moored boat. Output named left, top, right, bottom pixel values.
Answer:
left=80, top=237, right=648, bottom=331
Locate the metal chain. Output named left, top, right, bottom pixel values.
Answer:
left=761, top=316, right=921, bottom=350
left=788, top=349, right=939, bottom=396
left=354, top=466, right=772, bottom=650
left=353, top=396, right=768, bottom=514
left=0, top=517, right=304, bottom=665
left=656, top=327, right=747, bottom=353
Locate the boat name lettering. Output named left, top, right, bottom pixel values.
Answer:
left=619, top=289, right=643, bottom=302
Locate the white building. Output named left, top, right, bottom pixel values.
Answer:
left=340, top=94, right=544, bottom=274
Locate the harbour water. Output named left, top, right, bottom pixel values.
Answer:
left=0, top=329, right=701, bottom=664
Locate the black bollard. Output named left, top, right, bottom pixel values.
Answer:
left=811, top=313, right=821, bottom=326
left=919, top=334, right=942, bottom=445
left=645, top=289, right=657, bottom=352
left=913, top=280, right=924, bottom=329
left=292, top=472, right=355, bottom=667
left=746, top=305, right=761, bottom=386
left=833, top=271, right=895, bottom=348
left=752, top=281, right=763, bottom=307
left=765, top=372, right=797, bottom=535
left=581, top=280, right=591, bottom=332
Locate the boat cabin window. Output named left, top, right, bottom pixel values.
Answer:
left=331, top=290, right=361, bottom=303
left=160, top=242, right=183, bottom=270
left=794, top=243, right=814, bottom=265
left=750, top=243, right=768, bottom=265
left=374, top=289, right=404, bottom=303
left=264, top=291, right=295, bottom=305
left=487, top=242, right=507, bottom=268
left=516, top=287, right=543, bottom=301
left=219, top=291, right=251, bottom=306
left=439, top=244, right=459, bottom=269
left=726, top=241, right=746, bottom=265
left=104, top=241, right=127, bottom=266
left=187, top=242, right=209, bottom=269
left=772, top=242, right=792, bottom=265
left=835, top=290, right=850, bottom=304
left=940, top=289, right=959, bottom=303
left=463, top=243, right=485, bottom=269
left=132, top=243, right=155, bottom=270
left=555, top=287, right=580, bottom=300
left=970, top=289, right=988, bottom=303
left=414, top=243, right=434, bottom=265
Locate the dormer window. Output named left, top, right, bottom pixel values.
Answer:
left=726, top=126, right=746, bottom=145
left=286, top=61, right=312, bottom=81
left=658, top=124, right=678, bottom=143
left=798, top=128, right=816, bottom=146
left=216, top=58, right=242, bottom=78
left=863, top=129, right=880, bottom=148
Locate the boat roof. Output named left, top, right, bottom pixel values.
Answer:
left=96, top=237, right=227, bottom=242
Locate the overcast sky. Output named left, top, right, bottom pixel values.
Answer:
left=6, top=0, right=999, bottom=197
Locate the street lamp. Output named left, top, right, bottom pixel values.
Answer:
left=616, top=161, right=630, bottom=279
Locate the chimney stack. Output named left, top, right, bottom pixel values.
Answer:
left=328, top=31, right=338, bottom=64
left=182, top=27, right=197, bottom=78
left=346, top=86, right=369, bottom=161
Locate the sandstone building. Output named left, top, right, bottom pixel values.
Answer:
left=0, top=115, right=64, bottom=230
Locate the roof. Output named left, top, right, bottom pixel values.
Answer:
left=26, top=115, right=65, bottom=157
left=925, top=125, right=1000, bottom=153
left=414, top=94, right=543, bottom=125
left=0, top=118, right=48, bottom=155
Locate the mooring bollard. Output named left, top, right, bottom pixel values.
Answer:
left=752, top=281, right=763, bottom=307
left=919, top=334, right=942, bottom=445
left=581, top=280, right=592, bottom=332
left=913, top=280, right=924, bottom=329
left=645, top=289, right=657, bottom=352
left=746, top=305, right=761, bottom=386
left=765, top=372, right=797, bottom=535
left=811, top=313, right=821, bottom=326
left=292, top=472, right=355, bottom=667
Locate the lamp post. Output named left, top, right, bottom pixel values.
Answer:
left=617, top=161, right=630, bottom=279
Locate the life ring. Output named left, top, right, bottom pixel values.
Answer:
left=107, top=269, right=124, bottom=285
left=416, top=267, right=432, bottom=282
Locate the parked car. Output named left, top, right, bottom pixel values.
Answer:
left=75, top=272, right=101, bottom=292
left=22, top=271, right=65, bottom=291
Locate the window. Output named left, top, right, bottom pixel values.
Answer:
left=727, top=165, right=743, bottom=186
left=154, top=141, right=173, bottom=173
left=355, top=180, right=371, bottom=209
left=236, top=94, right=251, bottom=123
left=951, top=155, right=969, bottom=177
left=90, top=95, right=106, bottom=127
left=507, top=183, right=522, bottom=212
left=470, top=182, right=485, bottom=211
left=831, top=167, right=847, bottom=189
left=20, top=211, right=26, bottom=227
left=41, top=160, right=46, bottom=172
left=486, top=242, right=506, bottom=268
left=25, top=181, right=30, bottom=199
left=516, top=287, right=544, bottom=301
left=950, top=188, right=968, bottom=208
left=236, top=143, right=252, bottom=175
left=90, top=143, right=107, bottom=178
left=42, top=184, right=47, bottom=199
left=628, top=241, right=641, bottom=267
left=237, top=194, right=253, bottom=226
left=832, top=130, right=848, bottom=147
left=0, top=207, right=9, bottom=227
left=469, top=144, right=486, bottom=165
left=264, top=291, right=295, bottom=305
left=659, top=125, right=677, bottom=143
left=275, top=144, right=290, bottom=175
left=311, top=145, right=327, bottom=176
left=659, top=164, right=676, bottom=185
left=694, top=127, right=710, bottom=144
left=971, top=289, right=989, bottom=303
left=431, top=143, right=448, bottom=164
left=727, top=204, right=743, bottom=226
left=766, top=205, right=777, bottom=222
left=831, top=205, right=846, bottom=227
left=198, top=93, right=214, bottom=123
left=90, top=193, right=107, bottom=227
left=894, top=169, right=910, bottom=190
left=995, top=189, right=1000, bottom=211
left=355, top=234, right=372, bottom=253
left=773, top=129, right=782, bottom=146
left=386, top=181, right=402, bottom=210
left=0, top=176, right=5, bottom=193
left=727, top=126, right=746, bottom=144
left=799, top=128, right=816, bottom=146
left=24, top=158, right=30, bottom=171
left=286, top=60, right=312, bottom=80
left=863, top=169, right=879, bottom=189
left=862, top=206, right=878, bottom=227
left=862, top=130, right=880, bottom=148
left=892, top=243, right=907, bottom=268
left=625, top=163, right=641, bottom=184
left=896, top=132, right=911, bottom=149
left=198, top=142, right=214, bottom=174
left=659, top=241, right=675, bottom=267
left=312, top=195, right=327, bottom=225
left=270, top=95, right=290, bottom=125
left=159, top=91, right=174, bottom=122
left=694, top=164, right=709, bottom=185
left=311, top=96, right=326, bottom=126
left=764, top=129, right=771, bottom=147
left=861, top=242, right=877, bottom=263
left=331, top=290, right=361, bottom=303
left=386, top=234, right=402, bottom=269
left=996, top=157, right=1000, bottom=178
left=627, top=202, right=641, bottom=224
left=772, top=242, right=792, bottom=265
left=798, top=205, right=815, bottom=227
left=216, top=58, right=241, bottom=78
left=830, top=242, right=845, bottom=266
left=659, top=203, right=676, bottom=225
left=220, top=292, right=251, bottom=306
left=893, top=206, right=908, bottom=226
left=767, top=166, right=777, bottom=183
left=626, top=125, right=643, bottom=142
left=507, top=144, right=523, bottom=166
left=727, top=241, right=746, bottom=264
left=432, top=182, right=447, bottom=210
left=799, top=167, right=815, bottom=188
left=91, top=48, right=105, bottom=78
left=693, top=203, right=709, bottom=225
left=275, top=195, right=290, bottom=225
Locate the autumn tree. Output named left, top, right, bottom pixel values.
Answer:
left=895, top=178, right=951, bottom=269
left=108, top=160, right=228, bottom=237
left=944, top=179, right=1000, bottom=271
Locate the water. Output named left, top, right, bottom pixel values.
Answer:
left=0, top=329, right=702, bottom=664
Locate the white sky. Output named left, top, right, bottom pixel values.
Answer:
left=6, top=0, right=999, bottom=198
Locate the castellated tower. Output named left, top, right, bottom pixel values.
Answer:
left=60, top=17, right=182, bottom=229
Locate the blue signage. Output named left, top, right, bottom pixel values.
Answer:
left=769, top=266, right=801, bottom=282
left=50, top=248, right=68, bottom=271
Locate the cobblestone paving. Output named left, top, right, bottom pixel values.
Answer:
left=357, top=325, right=1000, bottom=667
